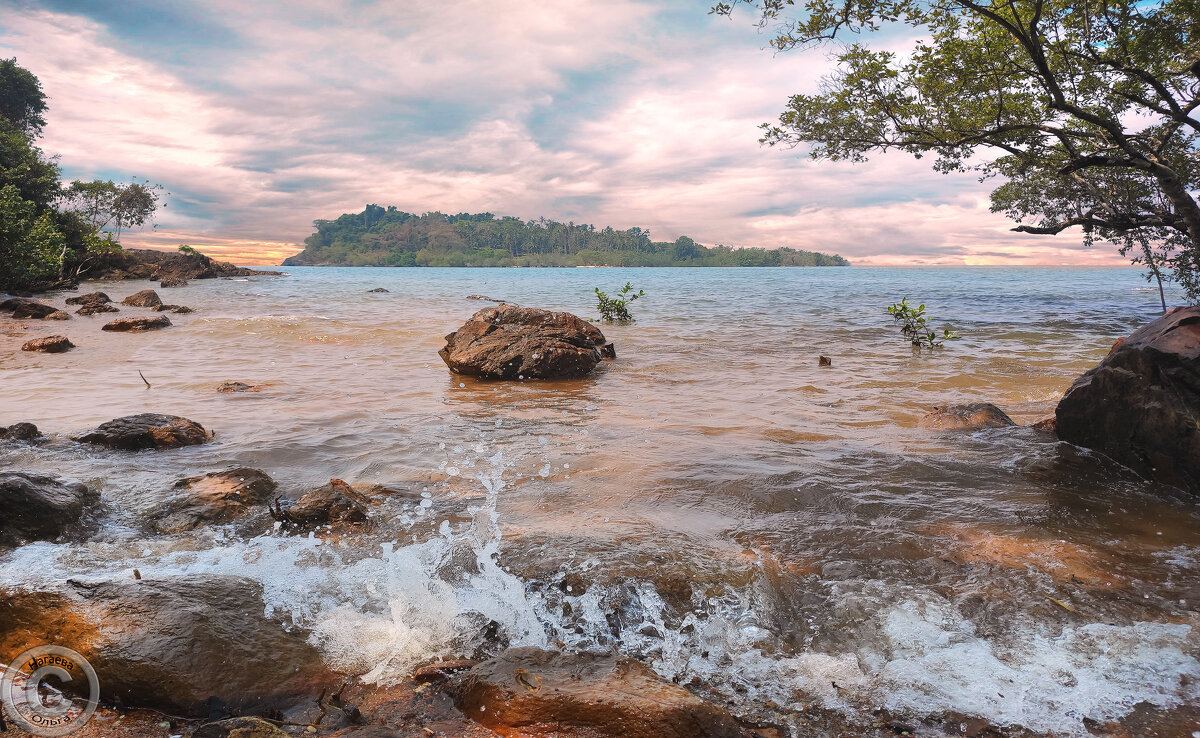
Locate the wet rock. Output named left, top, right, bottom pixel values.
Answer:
left=439, top=305, right=610, bottom=380
left=367, top=287, right=389, bottom=293
left=1031, top=417, right=1056, bottom=433
left=453, top=646, right=747, bottom=738
left=102, top=315, right=172, bottom=332
left=149, top=468, right=278, bottom=533
left=281, top=478, right=369, bottom=530
left=173, top=305, right=194, bottom=313
left=121, top=289, right=163, bottom=307
left=0, top=422, right=40, bottom=440
left=47, top=309, right=70, bottom=320
left=65, top=291, right=112, bottom=305
left=600, top=342, right=617, bottom=360
left=192, top=717, right=289, bottom=738
left=0, top=472, right=97, bottom=547
left=216, top=380, right=260, bottom=393
left=917, top=403, right=1015, bottom=430
left=1056, top=306, right=1200, bottom=492
left=413, top=659, right=479, bottom=682
left=153, top=303, right=193, bottom=313
left=77, top=302, right=119, bottom=315
left=76, top=413, right=209, bottom=450
left=2, top=298, right=59, bottom=319
left=159, top=277, right=188, bottom=288
left=21, top=335, right=74, bottom=353
left=86, top=248, right=271, bottom=281
left=818, top=355, right=832, bottom=367
left=0, top=575, right=337, bottom=717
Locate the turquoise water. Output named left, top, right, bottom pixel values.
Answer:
left=1, top=266, right=1196, bottom=735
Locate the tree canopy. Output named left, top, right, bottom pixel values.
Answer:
left=716, top=0, right=1200, bottom=302
left=283, top=205, right=850, bottom=267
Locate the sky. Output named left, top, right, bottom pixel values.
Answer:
left=0, top=0, right=1123, bottom=266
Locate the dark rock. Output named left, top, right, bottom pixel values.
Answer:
left=149, top=468, right=278, bottom=533
left=192, top=717, right=289, bottom=738
left=0, top=575, right=337, bottom=717
left=65, top=291, right=112, bottom=306
left=1031, top=417, right=1056, bottom=432
left=282, top=478, right=369, bottom=530
left=216, top=380, right=260, bottom=393
left=160, top=277, right=188, bottom=288
left=439, top=305, right=610, bottom=379
left=600, top=342, right=617, bottom=360
left=818, top=355, right=832, bottom=367
left=76, top=302, right=119, bottom=315
left=0, top=472, right=96, bottom=547
left=0, top=422, right=40, bottom=441
left=917, top=403, right=1015, bottom=430
left=46, top=309, right=70, bottom=320
left=173, top=305, right=194, bottom=313
left=121, top=289, right=163, bottom=307
left=466, top=295, right=507, bottom=303
left=413, top=659, right=478, bottom=682
left=2, top=298, right=59, bottom=319
left=1056, top=306, right=1200, bottom=492
left=76, top=413, right=209, bottom=450
left=102, top=315, right=172, bottom=332
left=83, top=248, right=272, bottom=282
left=367, top=287, right=389, bottom=293
left=21, top=335, right=74, bottom=353
left=453, top=647, right=747, bottom=738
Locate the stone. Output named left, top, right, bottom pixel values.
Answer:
left=453, top=647, right=747, bottom=738
left=412, top=659, right=478, bottom=682
left=367, top=287, right=389, bottom=293
left=160, top=277, right=188, bottom=288
left=0, top=575, right=337, bottom=717
left=21, top=335, right=74, bottom=353
left=192, top=717, right=289, bottom=738
left=818, top=355, right=832, bottom=367
left=2, top=298, right=59, bottom=319
left=1056, top=306, right=1200, bottom=492
left=439, top=305, right=611, bottom=379
left=76, top=413, right=209, bottom=450
left=65, top=291, right=112, bottom=306
left=46, top=309, right=70, bottom=320
left=76, top=303, right=119, bottom=315
left=1031, top=417, right=1056, bottom=432
left=173, top=305, right=194, bottom=313
left=0, top=422, right=40, bottom=441
left=149, top=468, right=278, bottom=533
left=282, top=478, right=369, bottom=530
left=102, top=315, right=172, bottom=332
left=917, top=403, right=1015, bottom=430
left=216, top=381, right=260, bottom=393
left=121, top=289, right=163, bottom=307
left=0, top=472, right=96, bottom=547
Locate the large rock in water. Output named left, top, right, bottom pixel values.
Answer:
left=121, top=288, right=163, bottom=307
left=76, top=413, right=208, bottom=450
left=0, top=297, right=59, bottom=319
left=0, top=472, right=97, bottom=547
left=917, top=403, right=1015, bottom=430
left=282, top=478, right=369, bottom=531
left=453, top=647, right=747, bottom=738
left=1056, top=306, right=1200, bottom=492
left=102, top=314, right=172, bottom=331
left=21, top=335, right=74, bottom=353
left=0, top=575, right=337, bottom=717
left=439, top=305, right=612, bottom=379
left=149, top=468, right=278, bottom=533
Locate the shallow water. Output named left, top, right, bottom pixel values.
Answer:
left=1, top=266, right=1197, bottom=735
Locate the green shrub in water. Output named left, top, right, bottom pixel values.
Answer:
left=887, top=297, right=959, bottom=349
left=594, top=282, right=644, bottom=324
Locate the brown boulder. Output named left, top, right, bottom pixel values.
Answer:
left=160, top=277, right=188, bottom=288
left=102, top=315, right=172, bottom=331
left=0, top=472, right=96, bottom=547
left=1056, top=306, right=1200, bottom=492
left=439, top=305, right=611, bottom=379
left=76, top=413, right=209, bottom=450
left=77, top=302, right=119, bottom=315
left=917, top=403, right=1015, bottom=430
left=0, top=575, right=337, bottom=717
left=121, top=289, right=163, bottom=307
left=21, top=335, right=74, bottom=353
left=0, top=422, right=40, bottom=441
left=282, top=478, right=369, bottom=530
left=153, top=303, right=193, bottom=313
left=47, top=309, right=70, bottom=320
left=65, top=291, right=112, bottom=306
left=453, top=647, right=746, bottom=738
left=149, top=468, right=278, bottom=533
left=2, top=298, right=59, bottom=319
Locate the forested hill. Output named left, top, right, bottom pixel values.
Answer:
left=281, top=205, right=849, bottom=267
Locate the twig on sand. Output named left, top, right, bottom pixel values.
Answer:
left=138, top=370, right=151, bottom=389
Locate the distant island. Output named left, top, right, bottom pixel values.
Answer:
left=281, top=205, right=849, bottom=267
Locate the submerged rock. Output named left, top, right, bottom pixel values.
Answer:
left=1056, top=306, right=1200, bottom=492
left=149, top=468, right=278, bottom=533
left=102, top=315, right=172, bottom=332
left=0, top=422, right=40, bottom=441
left=216, top=380, right=260, bottom=393
left=160, top=277, right=188, bottom=288
left=47, top=309, right=70, bottom=320
left=2, top=298, right=59, bottom=319
left=121, top=289, right=163, bottom=307
left=917, top=403, right=1015, bottom=430
left=76, top=413, right=209, bottom=450
left=153, top=303, right=193, bottom=313
left=0, top=471, right=96, bottom=547
left=65, top=291, right=112, bottom=305
left=281, top=478, right=369, bottom=530
left=439, top=305, right=612, bottom=379
left=21, top=335, right=74, bottom=353
left=367, top=287, right=389, bottom=293
left=0, top=575, right=337, bottom=717
left=453, top=647, right=747, bottom=738
left=76, top=302, right=119, bottom=315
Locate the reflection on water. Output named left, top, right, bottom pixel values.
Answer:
left=1, top=266, right=1197, bottom=735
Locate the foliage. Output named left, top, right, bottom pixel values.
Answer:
left=594, top=282, right=645, bottom=324
left=886, top=297, right=959, bottom=349
left=714, top=0, right=1200, bottom=304
left=0, top=184, right=63, bottom=287
left=178, top=244, right=201, bottom=256
left=283, top=205, right=851, bottom=267
left=60, top=179, right=162, bottom=241
left=0, top=58, right=47, bottom=136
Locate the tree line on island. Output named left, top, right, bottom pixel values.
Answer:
left=282, top=205, right=850, bottom=268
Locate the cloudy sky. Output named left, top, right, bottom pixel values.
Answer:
left=1, top=0, right=1117, bottom=265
